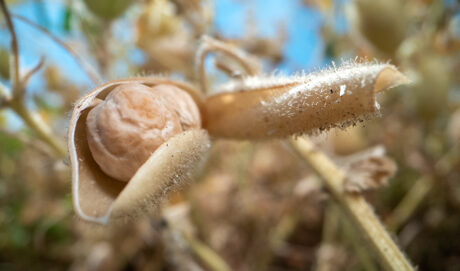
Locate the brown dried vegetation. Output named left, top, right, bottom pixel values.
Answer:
left=0, top=0, right=459, bottom=270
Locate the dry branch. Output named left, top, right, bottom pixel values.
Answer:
left=291, top=137, right=414, bottom=271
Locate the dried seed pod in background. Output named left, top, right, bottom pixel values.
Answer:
left=203, top=61, right=409, bottom=139
left=349, top=0, right=407, bottom=55
left=83, top=0, right=133, bottom=21
left=136, top=0, right=197, bottom=76
left=412, top=55, right=451, bottom=121
left=68, top=78, right=210, bottom=224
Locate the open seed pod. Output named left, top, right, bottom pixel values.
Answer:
left=68, top=78, right=210, bottom=224
left=203, top=62, right=410, bottom=139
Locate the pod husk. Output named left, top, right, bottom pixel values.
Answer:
left=203, top=63, right=409, bottom=139
left=68, top=78, right=209, bottom=224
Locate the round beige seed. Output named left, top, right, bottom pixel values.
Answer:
left=86, top=83, right=201, bottom=182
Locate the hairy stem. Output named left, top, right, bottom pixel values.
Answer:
left=291, top=137, right=414, bottom=271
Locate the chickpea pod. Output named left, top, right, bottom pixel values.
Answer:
left=69, top=39, right=409, bottom=224
left=69, top=78, right=209, bottom=224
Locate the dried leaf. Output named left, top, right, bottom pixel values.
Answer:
left=341, top=146, right=397, bottom=193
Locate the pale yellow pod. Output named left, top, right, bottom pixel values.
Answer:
left=68, top=78, right=210, bottom=224
left=203, top=62, right=410, bottom=139
left=352, top=0, right=407, bottom=55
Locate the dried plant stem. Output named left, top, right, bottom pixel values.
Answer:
left=269, top=212, right=299, bottom=250
left=11, top=14, right=101, bottom=85
left=340, top=209, right=380, bottom=271
left=291, top=136, right=414, bottom=271
left=0, top=0, right=20, bottom=89
left=0, top=1, right=66, bottom=158
left=22, top=56, right=45, bottom=86
left=183, top=233, right=231, bottom=271
left=386, top=177, right=432, bottom=231
left=387, top=147, right=456, bottom=231
left=197, top=36, right=260, bottom=94
left=160, top=218, right=230, bottom=271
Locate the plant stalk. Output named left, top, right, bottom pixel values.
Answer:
left=0, top=0, right=20, bottom=89
left=183, top=233, right=231, bottom=271
left=291, top=136, right=414, bottom=271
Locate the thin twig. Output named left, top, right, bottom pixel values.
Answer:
left=159, top=208, right=231, bottom=271
left=183, top=233, right=232, bottom=271
left=386, top=146, right=457, bottom=231
left=291, top=137, right=414, bottom=271
left=0, top=3, right=66, bottom=157
left=385, top=176, right=432, bottom=231
left=196, top=36, right=260, bottom=94
left=11, top=13, right=101, bottom=85
left=22, top=56, right=45, bottom=86
left=0, top=0, right=20, bottom=90
left=269, top=212, right=299, bottom=250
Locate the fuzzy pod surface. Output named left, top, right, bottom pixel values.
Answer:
left=203, top=62, right=409, bottom=139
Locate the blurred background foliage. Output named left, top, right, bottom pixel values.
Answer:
left=0, top=0, right=459, bottom=270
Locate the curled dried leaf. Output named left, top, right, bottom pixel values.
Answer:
left=203, top=61, right=410, bottom=139
left=340, top=146, right=397, bottom=193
